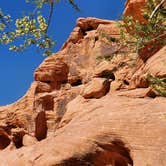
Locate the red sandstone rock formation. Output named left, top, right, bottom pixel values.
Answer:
left=0, top=1, right=166, bottom=165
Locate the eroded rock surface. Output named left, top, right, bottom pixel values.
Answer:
left=0, top=1, right=166, bottom=165
left=81, top=78, right=110, bottom=99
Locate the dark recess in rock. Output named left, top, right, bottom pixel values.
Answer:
left=0, top=130, right=11, bottom=150
left=58, top=139, right=133, bottom=166
left=12, top=131, right=25, bottom=148
left=71, top=79, right=82, bottom=86
left=98, top=70, right=115, bottom=80
left=35, top=111, right=47, bottom=141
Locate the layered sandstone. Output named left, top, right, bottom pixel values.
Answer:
left=0, top=1, right=166, bottom=165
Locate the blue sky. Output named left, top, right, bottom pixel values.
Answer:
left=0, top=0, right=126, bottom=105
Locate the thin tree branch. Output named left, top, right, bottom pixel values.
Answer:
left=150, top=0, right=166, bottom=19
left=45, top=0, right=54, bottom=33
left=68, top=0, right=80, bottom=11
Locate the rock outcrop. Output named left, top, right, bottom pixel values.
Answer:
left=0, top=1, right=166, bottom=165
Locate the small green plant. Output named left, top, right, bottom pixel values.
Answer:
left=120, top=0, right=166, bottom=53
left=96, top=54, right=116, bottom=62
left=147, top=74, right=166, bottom=96
left=100, top=33, right=119, bottom=43
left=163, top=114, right=166, bottom=118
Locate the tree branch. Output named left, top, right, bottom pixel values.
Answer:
left=68, top=0, right=80, bottom=11
left=45, top=0, right=54, bottom=33
left=150, top=0, right=166, bottom=19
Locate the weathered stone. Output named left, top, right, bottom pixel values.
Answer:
left=97, top=23, right=121, bottom=39
left=123, top=0, right=165, bottom=62
left=142, top=46, right=166, bottom=77
left=81, top=78, right=110, bottom=99
left=66, top=26, right=84, bottom=44
left=1, top=95, right=165, bottom=165
left=0, top=128, right=11, bottom=150
left=138, top=34, right=166, bottom=61
left=34, top=58, right=69, bottom=86
left=123, top=0, right=147, bottom=23
left=117, top=87, right=156, bottom=98
left=10, top=128, right=26, bottom=148
left=0, top=11, right=166, bottom=166
left=22, top=134, right=37, bottom=146
left=110, top=80, right=122, bottom=93
left=77, top=17, right=114, bottom=31
left=35, top=111, right=47, bottom=141
left=35, top=81, right=52, bottom=93
left=131, top=46, right=166, bottom=88
left=94, top=61, right=115, bottom=79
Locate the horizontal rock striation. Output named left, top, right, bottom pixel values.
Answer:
left=0, top=1, right=166, bottom=165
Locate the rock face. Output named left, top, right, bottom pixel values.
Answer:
left=123, top=0, right=147, bottom=23
left=0, top=1, right=166, bottom=165
left=81, top=78, right=110, bottom=99
left=123, top=0, right=166, bottom=62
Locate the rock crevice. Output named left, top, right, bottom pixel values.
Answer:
left=0, top=1, right=166, bottom=165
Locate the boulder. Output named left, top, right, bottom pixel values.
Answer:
left=35, top=81, right=52, bottom=93
left=109, top=80, right=122, bottom=92
left=22, top=134, right=37, bottom=146
left=131, top=46, right=166, bottom=88
left=81, top=78, right=110, bottom=99
left=34, top=58, right=69, bottom=89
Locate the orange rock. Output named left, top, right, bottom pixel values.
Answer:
left=35, top=111, right=47, bottom=141
left=0, top=15, right=166, bottom=165
left=131, top=46, right=166, bottom=88
left=123, top=0, right=147, bottom=23
left=34, top=58, right=69, bottom=89
left=0, top=128, right=11, bottom=150
left=81, top=78, right=110, bottom=99
left=76, top=17, right=113, bottom=31
left=109, top=80, right=122, bottom=92
left=138, top=33, right=166, bottom=61
left=22, top=134, right=37, bottom=146
left=0, top=94, right=165, bottom=165
left=35, top=81, right=52, bottom=93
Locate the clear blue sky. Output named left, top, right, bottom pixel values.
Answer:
left=0, top=0, right=126, bottom=105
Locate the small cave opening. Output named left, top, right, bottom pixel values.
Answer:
left=61, top=80, right=68, bottom=84
left=82, top=26, right=95, bottom=36
left=93, top=139, right=133, bottom=166
left=99, top=71, right=115, bottom=80
left=147, top=93, right=157, bottom=98
left=43, top=80, right=51, bottom=84
left=35, top=111, right=47, bottom=141
left=111, top=140, right=133, bottom=166
left=71, top=79, right=82, bottom=87
left=61, top=139, right=133, bottom=166
left=12, top=131, right=25, bottom=149
left=0, top=132, right=11, bottom=150
left=39, top=95, right=54, bottom=111
left=95, top=36, right=99, bottom=42
left=123, top=80, right=129, bottom=86
left=146, top=88, right=157, bottom=98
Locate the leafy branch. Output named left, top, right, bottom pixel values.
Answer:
left=0, top=0, right=79, bottom=56
left=150, top=0, right=166, bottom=18
left=147, top=74, right=166, bottom=96
left=120, top=0, right=166, bottom=54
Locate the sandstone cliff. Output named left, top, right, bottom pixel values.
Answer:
left=0, top=1, right=166, bottom=165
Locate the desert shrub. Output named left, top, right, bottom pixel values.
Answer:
left=121, top=0, right=166, bottom=96
left=147, top=74, right=166, bottom=96
left=120, top=0, right=166, bottom=53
